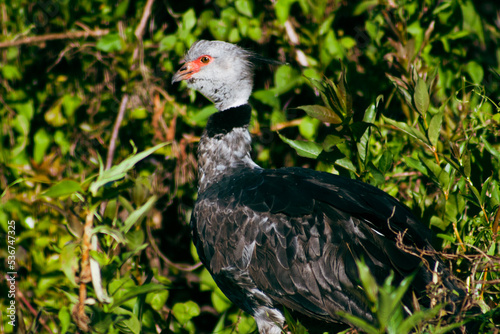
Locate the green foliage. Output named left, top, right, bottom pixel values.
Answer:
left=0, top=0, right=499, bottom=333
left=338, top=261, right=449, bottom=334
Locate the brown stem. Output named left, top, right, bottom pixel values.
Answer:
left=17, top=290, right=54, bottom=334
left=134, top=0, right=155, bottom=40
left=452, top=221, right=467, bottom=252
left=105, top=94, right=129, bottom=171
left=72, top=211, right=93, bottom=332
left=0, top=29, right=109, bottom=49
left=146, top=221, right=202, bottom=272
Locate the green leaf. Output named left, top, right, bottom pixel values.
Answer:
left=430, top=215, right=447, bottom=230
left=274, top=65, right=301, bottom=95
left=182, top=8, right=196, bottom=31
left=54, top=130, right=71, bottom=155
left=481, top=135, right=500, bottom=161
left=235, top=0, right=253, bottom=17
left=335, top=157, right=357, bottom=173
left=298, top=116, right=320, bottom=140
left=159, top=35, right=177, bottom=52
left=92, top=226, right=127, bottom=244
left=122, top=196, right=157, bottom=234
left=113, top=0, right=130, bottom=19
left=60, top=243, right=79, bottom=286
left=382, top=115, right=429, bottom=145
left=356, top=260, right=378, bottom=304
left=279, top=134, right=323, bottom=159
left=253, top=89, right=280, bottom=109
left=340, top=36, right=356, bottom=50
left=480, top=176, right=493, bottom=206
left=420, top=156, right=450, bottom=189
left=113, top=307, right=141, bottom=334
left=275, top=0, right=298, bottom=24
left=96, top=33, right=123, bottom=52
left=172, top=301, right=200, bottom=325
left=336, top=311, right=379, bottom=334
left=466, top=61, right=484, bottom=84
left=352, top=122, right=372, bottom=163
left=1, top=64, right=21, bottom=80
left=62, top=94, right=82, bottom=118
left=414, top=77, right=430, bottom=115
left=146, top=290, right=169, bottom=311
left=41, top=180, right=83, bottom=198
left=212, top=312, right=227, bottom=333
left=403, top=156, right=428, bottom=176
left=33, top=128, right=51, bottom=164
left=90, top=142, right=169, bottom=196
left=249, top=23, right=263, bottom=42
left=398, top=304, right=443, bottom=333
left=459, top=0, right=485, bottom=46
left=428, top=111, right=443, bottom=147
left=322, top=135, right=345, bottom=152
left=378, top=150, right=393, bottom=174
left=368, top=163, right=385, bottom=185
left=211, top=288, right=232, bottom=313
left=58, top=306, right=71, bottom=334
left=461, top=149, right=471, bottom=178
left=363, top=101, right=378, bottom=123
left=110, top=283, right=167, bottom=312
left=318, top=15, right=335, bottom=35
left=297, top=105, right=342, bottom=124
left=45, top=103, right=67, bottom=127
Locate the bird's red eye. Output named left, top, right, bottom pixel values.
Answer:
left=200, top=56, right=211, bottom=64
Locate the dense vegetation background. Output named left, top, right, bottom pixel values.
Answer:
left=1, top=0, right=499, bottom=333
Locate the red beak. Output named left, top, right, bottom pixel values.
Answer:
left=172, top=61, right=196, bottom=84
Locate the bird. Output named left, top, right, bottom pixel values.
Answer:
left=172, top=40, right=468, bottom=333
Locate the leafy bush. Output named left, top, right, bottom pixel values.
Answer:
left=0, top=0, right=499, bottom=333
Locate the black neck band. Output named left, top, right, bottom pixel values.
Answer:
left=205, top=104, right=252, bottom=138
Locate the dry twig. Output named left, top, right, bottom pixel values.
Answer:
left=146, top=221, right=203, bottom=272
left=0, top=29, right=109, bottom=49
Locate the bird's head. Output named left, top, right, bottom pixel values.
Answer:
left=172, top=40, right=254, bottom=111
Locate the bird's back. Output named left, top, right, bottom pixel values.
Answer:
left=190, top=166, right=463, bottom=331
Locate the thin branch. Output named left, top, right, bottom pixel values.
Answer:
left=17, top=290, right=54, bottom=334
left=72, top=211, right=93, bottom=332
left=105, top=0, right=155, bottom=171
left=105, top=94, right=129, bottom=171
left=0, top=29, right=109, bottom=49
left=135, top=0, right=155, bottom=40
left=146, top=220, right=203, bottom=272
left=492, top=206, right=500, bottom=239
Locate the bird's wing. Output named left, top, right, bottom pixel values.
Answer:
left=193, top=167, right=433, bottom=323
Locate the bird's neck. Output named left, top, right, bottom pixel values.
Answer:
left=197, top=104, right=260, bottom=192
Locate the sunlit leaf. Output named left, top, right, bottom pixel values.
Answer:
left=41, top=180, right=83, bottom=198
left=33, top=128, right=51, bottom=164
left=279, top=133, right=323, bottom=159
left=122, top=196, right=157, bottom=234
left=235, top=0, right=253, bottom=17
left=58, top=307, right=71, bottom=334
left=96, top=33, right=123, bottom=52
left=109, top=283, right=168, bottom=312
left=298, top=116, right=320, bottom=140
left=90, top=142, right=169, bottom=196
left=172, top=301, right=200, bottom=325
left=146, top=290, right=169, bottom=311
